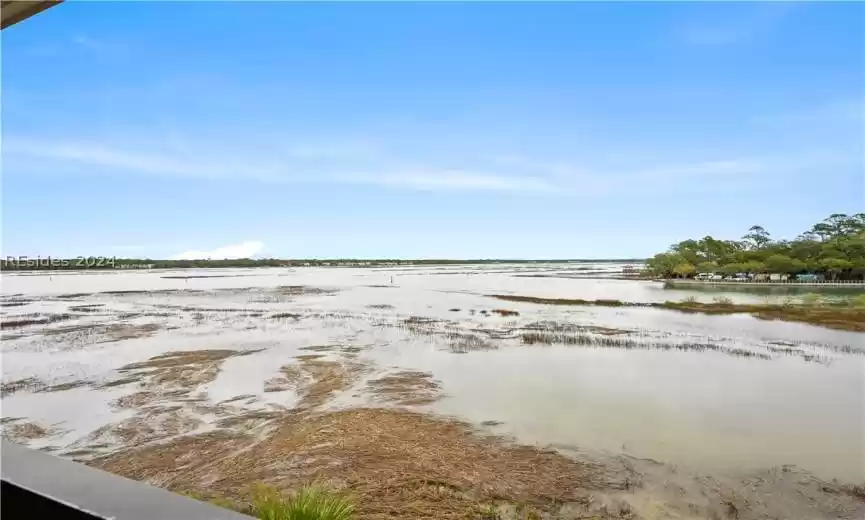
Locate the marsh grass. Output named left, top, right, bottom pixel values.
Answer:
left=448, top=334, right=496, bottom=353
left=1, top=313, right=73, bottom=329
left=251, top=485, right=355, bottom=520
left=367, top=371, right=442, bottom=405
left=520, top=332, right=771, bottom=359
left=183, top=485, right=356, bottom=520
left=272, top=313, right=303, bottom=320
left=98, top=408, right=615, bottom=520
left=491, top=294, right=865, bottom=332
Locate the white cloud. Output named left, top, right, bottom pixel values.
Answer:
left=172, top=241, right=264, bottom=260
left=3, top=138, right=560, bottom=193
left=4, top=110, right=857, bottom=198
left=342, top=170, right=557, bottom=193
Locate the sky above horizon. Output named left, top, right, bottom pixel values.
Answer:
left=2, top=2, right=863, bottom=260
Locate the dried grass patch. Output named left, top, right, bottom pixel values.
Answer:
left=264, top=357, right=364, bottom=410
left=93, top=408, right=624, bottom=519
left=367, top=371, right=442, bottom=406
left=1, top=377, right=43, bottom=397
left=2, top=421, right=50, bottom=441
left=118, top=349, right=238, bottom=390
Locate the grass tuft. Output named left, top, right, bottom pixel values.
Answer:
left=252, top=485, right=355, bottom=520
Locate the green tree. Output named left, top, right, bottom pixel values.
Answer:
left=673, top=262, right=696, bottom=278
left=819, top=258, right=854, bottom=280
left=647, top=213, right=865, bottom=282
left=763, top=254, right=805, bottom=274
left=646, top=252, right=687, bottom=277
left=719, top=263, right=744, bottom=275
left=742, top=225, right=771, bottom=250
left=741, top=260, right=765, bottom=274
left=696, top=261, right=718, bottom=273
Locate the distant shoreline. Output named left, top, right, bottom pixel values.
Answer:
left=1, top=258, right=646, bottom=271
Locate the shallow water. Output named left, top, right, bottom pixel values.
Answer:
left=2, top=265, right=863, bottom=482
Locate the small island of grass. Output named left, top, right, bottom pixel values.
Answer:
left=490, top=294, right=865, bottom=332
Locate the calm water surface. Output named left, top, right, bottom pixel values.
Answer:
left=2, top=265, right=863, bottom=482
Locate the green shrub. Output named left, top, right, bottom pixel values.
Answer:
left=712, top=296, right=733, bottom=305
left=251, top=485, right=355, bottom=520
left=682, top=296, right=698, bottom=304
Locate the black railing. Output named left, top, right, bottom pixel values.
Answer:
left=1, top=440, right=254, bottom=520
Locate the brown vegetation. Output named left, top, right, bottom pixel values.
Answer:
left=92, top=408, right=627, bottom=520
left=277, top=286, right=339, bottom=296
left=522, top=321, right=632, bottom=336
left=265, top=357, right=364, bottom=410
left=662, top=300, right=865, bottom=332
left=1, top=313, right=73, bottom=329
left=1, top=377, right=43, bottom=397
left=520, top=332, right=772, bottom=360
left=271, top=312, right=303, bottom=320
left=118, top=349, right=239, bottom=389
left=2, top=421, right=50, bottom=441
left=490, top=294, right=865, bottom=332
left=367, top=371, right=442, bottom=406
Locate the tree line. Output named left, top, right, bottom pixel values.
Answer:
left=646, top=213, right=865, bottom=281
left=1, top=257, right=645, bottom=271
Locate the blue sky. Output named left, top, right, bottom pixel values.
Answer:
left=2, top=2, right=862, bottom=259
